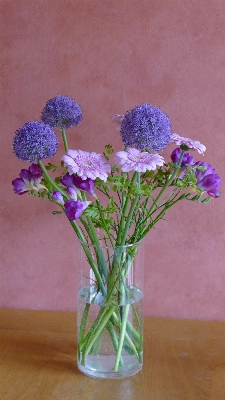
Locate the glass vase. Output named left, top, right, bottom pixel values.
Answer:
left=77, top=239, right=144, bottom=379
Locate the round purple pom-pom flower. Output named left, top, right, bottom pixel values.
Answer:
left=13, top=121, right=58, bottom=163
left=41, top=95, right=82, bottom=129
left=120, top=103, right=172, bottom=151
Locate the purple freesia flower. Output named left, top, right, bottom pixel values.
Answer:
left=120, top=104, right=172, bottom=151
left=60, top=173, right=75, bottom=188
left=195, top=162, right=221, bottom=198
left=13, top=121, right=58, bottom=163
left=73, top=176, right=95, bottom=195
left=52, top=191, right=64, bottom=204
left=28, top=163, right=42, bottom=178
left=41, top=95, right=82, bottom=129
left=171, top=148, right=195, bottom=167
left=64, top=199, right=90, bottom=220
left=12, top=164, right=45, bottom=195
left=61, top=172, right=95, bottom=195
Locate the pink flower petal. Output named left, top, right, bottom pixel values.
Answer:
left=170, top=133, right=206, bottom=154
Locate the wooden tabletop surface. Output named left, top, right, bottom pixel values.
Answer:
left=0, top=308, right=225, bottom=400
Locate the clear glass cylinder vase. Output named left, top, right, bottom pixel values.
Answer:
left=77, top=239, right=144, bottom=379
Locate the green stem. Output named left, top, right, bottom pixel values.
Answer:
left=148, top=150, right=185, bottom=215
left=61, top=127, right=68, bottom=152
left=114, top=304, right=130, bottom=372
left=82, top=306, right=116, bottom=363
left=38, top=161, right=68, bottom=199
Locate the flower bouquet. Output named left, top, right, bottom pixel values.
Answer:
left=12, top=96, right=221, bottom=379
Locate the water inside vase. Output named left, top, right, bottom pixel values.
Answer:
left=77, top=285, right=143, bottom=379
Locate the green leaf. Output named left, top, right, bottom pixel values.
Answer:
left=52, top=211, right=62, bottom=215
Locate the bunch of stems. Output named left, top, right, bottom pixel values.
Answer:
left=37, top=128, right=186, bottom=371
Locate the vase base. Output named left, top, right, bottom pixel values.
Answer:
left=77, top=355, right=143, bottom=379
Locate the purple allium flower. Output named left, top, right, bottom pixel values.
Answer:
left=171, top=148, right=195, bottom=167
left=52, top=191, right=64, bottom=204
left=67, top=186, right=78, bottom=200
left=64, top=199, right=91, bottom=220
left=12, top=164, right=45, bottom=195
left=120, top=104, right=172, bottom=151
left=62, top=149, right=111, bottom=182
left=194, top=162, right=222, bottom=198
left=13, top=121, right=58, bottom=163
left=115, top=148, right=164, bottom=173
left=41, top=95, right=82, bottom=129
left=170, top=133, right=206, bottom=154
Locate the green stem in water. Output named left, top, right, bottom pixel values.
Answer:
left=114, top=304, right=130, bottom=372
left=81, top=306, right=116, bottom=364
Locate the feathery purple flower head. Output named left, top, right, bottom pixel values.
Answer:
left=13, top=121, right=58, bottom=163
left=120, top=104, right=172, bottom=151
left=41, top=95, right=82, bottom=129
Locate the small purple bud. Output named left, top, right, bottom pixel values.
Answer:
left=52, top=191, right=64, bottom=204
left=64, top=199, right=90, bottom=220
left=67, top=186, right=78, bottom=200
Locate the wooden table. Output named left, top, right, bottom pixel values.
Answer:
left=0, top=309, right=225, bottom=400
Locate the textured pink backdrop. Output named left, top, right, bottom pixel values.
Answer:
left=1, top=0, right=225, bottom=320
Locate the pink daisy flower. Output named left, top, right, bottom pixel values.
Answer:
left=170, top=133, right=206, bottom=154
left=111, top=114, right=124, bottom=131
left=115, top=148, right=164, bottom=173
left=61, top=149, right=111, bottom=182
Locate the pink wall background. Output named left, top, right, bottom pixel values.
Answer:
left=1, top=0, right=225, bottom=320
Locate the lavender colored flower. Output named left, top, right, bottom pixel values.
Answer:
left=120, top=104, right=172, bottom=151
left=13, top=121, right=58, bottom=163
left=41, top=95, right=82, bottom=129
left=64, top=199, right=90, bottom=220
left=62, top=149, right=111, bottom=182
left=194, top=162, right=221, bottom=198
left=52, top=191, right=64, bottom=204
left=171, top=148, right=195, bottom=167
left=170, top=133, right=206, bottom=154
left=115, top=148, right=164, bottom=173
left=12, top=164, right=45, bottom=195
